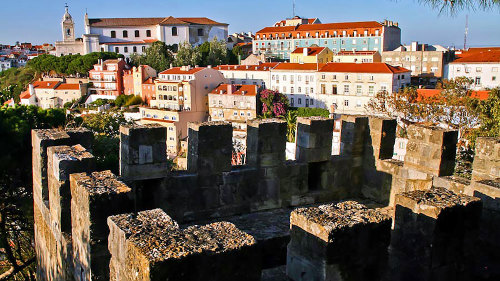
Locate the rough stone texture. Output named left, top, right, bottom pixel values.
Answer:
left=246, top=119, right=287, bottom=168
left=295, top=117, right=334, bottom=163
left=120, top=124, right=169, bottom=181
left=404, top=125, right=458, bottom=177
left=471, top=137, right=500, bottom=181
left=108, top=209, right=261, bottom=281
left=70, top=171, right=134, bottom=281
left=389, top=187, right=482, bottom=281
left=286, top=201, right=391, bottom=281
left=188, top=121, right=233, bottom=176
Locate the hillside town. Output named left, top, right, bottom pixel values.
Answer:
left=0, top=1, right=499, bottom=281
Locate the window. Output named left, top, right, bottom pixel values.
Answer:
left=493, top=67, right=499, bottom=72
left=135, top=30, right=140, bottom=37
left=115, top=47, right=119, bottom=53
left=344, top=100, right=349, bottom=107
left=332, top=75, right=337, bottom=80
left=142, top=46, right=146, bottom=52
left=298, top=98, right=302, bottom=105
left=456, top=67, right=461, bottom=72
left=356, top=85, right=362, bottom=96
left=357, top=74, right=362, bottom=80
left=133, top=46, right=137, bottom=53
left=345, top=75, right=349, bottom=80
left=332, top=85, right=338, bottom=95
left=172, top=27, right=178, bottom=36
left=322, top=74, right=326, bottom=79
left=476, top=67, right=482, bottom=72
left=291, top=87, right=294, bottom=93
left=492, top=76, right=497, bottom=81
left=475, top=77, right=481, bottom=85
left=291, top=98, right=294, bottom=106
left=298, top=87, right=301, bottom=93
left=370, top=75, right=374, bottom=81
left=124, top=47, right=128, bottom=53
left=146, top=30, right=152, bottom=37
left=197, top=29, right=204, bottom=36
left=111, top=31, right=116, bottom=38
left=310, top=99, right=314, bottom=105
left=123, top=30, right=128, bottom=38
left=356, top=101, right=362, bottom=107
left=369, top=85, right=374, bottom=96
left=343, top=85, right=349, bottom=94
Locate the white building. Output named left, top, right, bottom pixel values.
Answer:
left=215, top=62, right=279, bottom=88
left=446, top=49, right=500, bottom=90
left=55, top=5, right=228, bottom=58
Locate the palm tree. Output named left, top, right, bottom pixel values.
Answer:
left=285, top=110, right=297, bottom=143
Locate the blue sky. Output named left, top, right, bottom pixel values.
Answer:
left=1, top=0, right=499, bottom=48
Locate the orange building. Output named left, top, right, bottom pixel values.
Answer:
left=123, top=65, right=157, bottom=105
left=88, top=58, right=127, bottom=96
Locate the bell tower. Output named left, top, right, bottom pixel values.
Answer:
left=62, top=4, right=75, bottom=42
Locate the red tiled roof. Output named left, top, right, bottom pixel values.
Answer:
left=32, top=81, right=59, bottom=89
left=55, top=83, right=80, bottom=90
left=215, top=62, right=279, bottom=71
left=318, top=62, right=410, bottom=74
left=3, top=99, right=13, bottom=105
left=416, top=89, right=489, bottom=101
left=273, top=63, right=326, bottom=71
left=291, top=47, right=326, bottom=56
left=451, top=50, right=500, bottom=63
left=210, top=84, right=258, bottom=96
left=20, top=91, right=31, bottom=99
left=159, top=67, right=205, bottom=75
left=88, top=17, right=226, bottom=27
left=336, top=50, right=378, bottom=56
left=257, top=21, right=382, bottom=34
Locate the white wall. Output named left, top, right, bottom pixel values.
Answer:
left=447, top=62, right=500, bottom=90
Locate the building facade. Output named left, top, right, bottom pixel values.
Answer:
left=446, top=50, right=500, bottom=90
left=290, top=47, right=333, bottom=63
left=88, top=59, right=127, bottom=97
left=140, top=66, right=225, bottom=154
left=55, top=5, right=85, bottom=56
left=253, top=17, right=400, bottom=60
left=123, top=65, right=157, bottom=104
left=381, top=42, right=452, bottom=83
left=332, top=50, right=381, bottom=63
left=19, top=81, right=86, bottom=109
left=208, top=84, right=259, bottom=129
left=215, top=62, right=280, bottom=88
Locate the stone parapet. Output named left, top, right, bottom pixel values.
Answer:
left=286, top=201, right=391, bottom=281
left=295, top=117, right=334, bottom=163
left=471, top=137, right=500, bottom=182
left=246, top=119, right=287, bottom=168
left=108, top=209, right=261, bottom=281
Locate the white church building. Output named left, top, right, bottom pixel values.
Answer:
left=55, top=5, right=229, bottom=57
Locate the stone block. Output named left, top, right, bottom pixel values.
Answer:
left=246, top=119, right=287, bottom=167
left=367, top=117, right=397, bottom=160
left=70, top=170, right=134, bottom=281
left=120, top=124, right=169, bottom=181
left=471, top=137, right=500, bottom=182
left=295, top=117, right=334, bottom=163
left=108, top=209, right=261, bottom=281
left=389, top=187, right=482, bottom=281
left=187, top=121, right=233, bottom=176
left=286, top=201, right=391, bottom=281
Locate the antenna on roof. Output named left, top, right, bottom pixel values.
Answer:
left=293, top=0, right=296, bottom=18
left=464, top=14, right=468, bottom=50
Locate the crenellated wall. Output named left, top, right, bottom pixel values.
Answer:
left=32, top=116, right=500, bottom=281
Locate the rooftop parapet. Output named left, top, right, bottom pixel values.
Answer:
left=108, top=209, right=261, bottom=281
left=120, top=124, right=169, bottom=181
left=287, top=201, right=391, bottom=281
left=187, top=121, right=233, bottom=176
left=404, top=125, right=458, bottom=177
left=295, top=117, right=334, bottom=163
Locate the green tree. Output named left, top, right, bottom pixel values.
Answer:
left=206, top=37, right=228, bottom=66
left=175, top=42, right=202, bottom=67
left=198, top=41, right=211, bottom=66
left=467, top=87, right=500, bottom=141
left=0, top=105, right=66, bottom=280
left=285, top=110, right=297, bottom=142
left=131, top=42, right=174, bottom=72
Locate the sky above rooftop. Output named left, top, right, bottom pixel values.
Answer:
left=0, top=0, right=499, bottom=48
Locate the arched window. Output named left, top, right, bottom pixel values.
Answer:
left=111, top=31, right=116, bottom=38
left=123, top=30, right=128, bottom=38
left=135, top=30, right=140, bottom=37
left=172, top=27, right=178, bottom=36
left=133, top=46, right=137, bottom=53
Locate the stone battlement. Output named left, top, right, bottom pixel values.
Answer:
left=32, top=116, right=500, bottom=281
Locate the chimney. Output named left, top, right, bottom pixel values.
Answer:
left=100, top=59, right=104, bottom=68
left=227, top=84, right=235, bottom=95
left=303, top=47, right=308, bottom=56
left=170, top=63, right=173, bottom=69
left=29, top=84, right=35, bottom=95
left=411, top=41, right=418, bottom=52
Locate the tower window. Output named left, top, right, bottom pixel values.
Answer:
left=123, top=30, right=128, bottom=38
left=146, top=30, right=152, bottom=37
left=111, top=31, right=116, bottom=38
left=172, top=27, right=178, bottom=36
left=66, top=29, right=71, bottom=36
left=135, top=30, right=140, bottom=37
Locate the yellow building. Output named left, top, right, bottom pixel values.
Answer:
left=208, top=84, right=259, bottom=128
left=140, top=66, right=225, bottom=155
left=290, top=47, right=333, bottom=64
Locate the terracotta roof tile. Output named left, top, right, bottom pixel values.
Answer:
left=451, top=50, right=500, bottom=63
left=88, top=17, right=226, bottom=27
left=417, top=89, right=489, bottom=101
left=318, top=62, right=409, bottom=74
left=32, top=81, right=59, bottom=89
left=291, top=47, right=326, bottom=56
left=272, top=63, right=326, bottom=71
left=55, top=84, right=81, bottom=90
left=210, top=84, right=258, bottom=96
left=159, top=67, right=205, bottom=75
left=257, top=21, right=383, bottom=34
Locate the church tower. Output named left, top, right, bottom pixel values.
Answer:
left=61, top=4, right=75, bottom=42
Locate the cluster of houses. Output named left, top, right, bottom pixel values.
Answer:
left=3, top=6, right=499, bottom=158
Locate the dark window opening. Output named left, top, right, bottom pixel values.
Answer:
left=123, top=30, right=128, bottom=38
left=197, top=28, right=204, bottom=36
left=135, top=30, right=140, bottom=37
left=111, top=31, right=116, bottom=38
left=172, top=27, right=178, bottom=36
left=146, top=30, right=152, bottom=37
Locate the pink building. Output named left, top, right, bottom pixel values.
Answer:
left=88, top=59, right=127, bottom=96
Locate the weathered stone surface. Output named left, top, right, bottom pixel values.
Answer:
left=296, top=117, right=334, bottom=163
left=108, top=209, right=261, bottom=281
left=287, top=201, right=391, bottom=281
left=246, top=119, right=287, bottom=167
left=471, top=137, right=500, bottom=181
left=120, top=124, right=169, bottom=181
